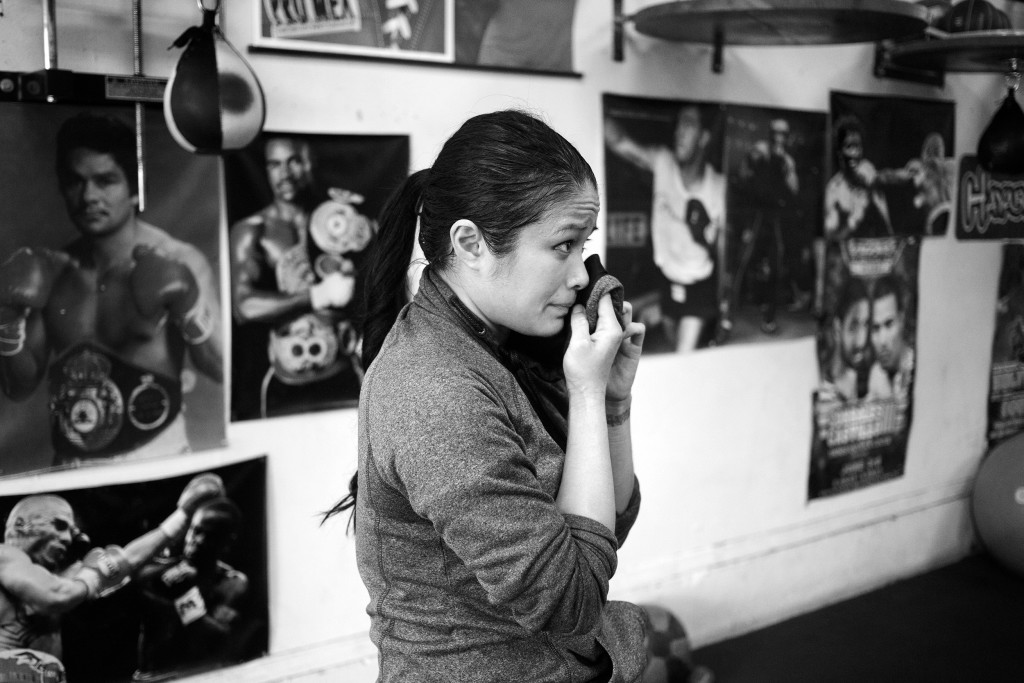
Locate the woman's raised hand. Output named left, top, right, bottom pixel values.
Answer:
left=606, top=300, right=645, bottom=402
left=563, top=295, right=626, bottom=400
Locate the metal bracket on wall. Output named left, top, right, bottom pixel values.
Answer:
left=612, top=0, right=724, bottom=72
left=874, top=39, right=946, bottom=86
left=613, top=0, right=625, bottom=62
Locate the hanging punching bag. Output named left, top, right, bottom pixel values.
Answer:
left=164, top=1, right=266, bottom=154
left=978, top=88, right=1024, bottom=175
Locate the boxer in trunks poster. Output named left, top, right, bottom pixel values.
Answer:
left=223, top=132, right=408, bottom=420
left=0, top=104, right=225, bottom=476
left=603, top=94, right=726, bottom=354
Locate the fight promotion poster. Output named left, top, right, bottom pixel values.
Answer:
left=255, top=0, right=581, bottom=74
left=602, top=93, right=727, bottom=354
left=810, top=238, right=920, bottom=500
left=0, top=456, right=268, bottom=683
left=988, top=244, right=1024, bottom=445
left=255, top=0, right=454, bottom=62
left=0, top=102, right=225, bottom=478
left=720, top=104, right=826, bottom=344
left=954, top=155, right=1024, bottom=240
left=827, top=91, right=956, bottom=241
left=222, top=131, right=409, bottom=421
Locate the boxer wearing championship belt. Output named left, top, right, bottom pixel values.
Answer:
left=48, top=342, right=183, bottom=459
left=229, top=136, right=372, bottom=418
left=0, top=475, right=224, bottom=666
left=0, top=112, right=222, bottom=467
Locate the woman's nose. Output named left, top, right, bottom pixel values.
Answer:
left=569, top=256, right=589, bottom=291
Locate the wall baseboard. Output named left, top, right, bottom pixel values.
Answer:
left=182, top=482, right=976, bottom=682
left=611, top=483, right=977, bottom=646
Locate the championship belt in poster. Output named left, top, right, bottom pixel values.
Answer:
left=809, top=237, right=920, bottom=499
left=310, top=193, right=374, bottom=257
left=309, top=199, right=363, bottom=283
left=268, top=203, right=366, bottom=386
left=268, top=313, right=345, bottom=386
left=49, top=343, right=182, bottom=456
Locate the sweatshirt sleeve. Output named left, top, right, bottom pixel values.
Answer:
left=614, top=477, right=641, bottom=547
left=380, top=373, right=620, bottom=637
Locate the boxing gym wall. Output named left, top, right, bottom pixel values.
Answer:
left=0, top=1, right=1010, bottom=681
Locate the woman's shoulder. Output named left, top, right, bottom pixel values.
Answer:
left=366, top=306, right=514, bottom=398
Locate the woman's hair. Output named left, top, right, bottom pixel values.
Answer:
left=324, top=109, right=596, bottom=529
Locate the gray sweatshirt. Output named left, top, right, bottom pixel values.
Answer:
left=355, top=267, right=646, bottom=682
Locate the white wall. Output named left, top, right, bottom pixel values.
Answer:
left=0, top=1, right=1015, bottom=680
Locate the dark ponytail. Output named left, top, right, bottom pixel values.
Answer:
left=324, top=110, right=597, bottom=532
left=360, top=169, right=428, bottom=370
left=322, top=171, right=427, bottom=530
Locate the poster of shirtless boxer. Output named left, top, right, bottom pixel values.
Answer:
left=0, top=456, right=268, bottom=682
left=0, top=102, right=225, bottom=477
left=223, top=131, right=408, bottom=421
left=826, top=91, right=955, bottom=241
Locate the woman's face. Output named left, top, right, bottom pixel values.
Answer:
left=477, top=184, right=598, bottom=339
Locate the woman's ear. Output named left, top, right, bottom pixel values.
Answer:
left=450, top=219, right=487, bottom=270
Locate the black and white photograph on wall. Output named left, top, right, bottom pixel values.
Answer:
left=826, top=91, right=956, bottom=242
left=954, top=155, right=1024, bottom=240
left=454, top=0, right=579, bottom=73
left=988, top=244, right=1024, bottom=445
left=602, top=93, right=727, bottom=354
left=255, top=0, right=453, bottom=63
left=223, top=131, right=409, bottom=421
left=0, top=456, right=268, bottom=682
left=254, top=0, right=581, bottom=74
left=0, top=103, right=225, bottom=478
left=809, top=237, right=920, bottom=500
left=718, top=104, right=826, bottom=344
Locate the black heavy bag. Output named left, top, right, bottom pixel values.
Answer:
left=978, top=88, right=1024, bottom=175
left=164, top=3, right=266, bottom=153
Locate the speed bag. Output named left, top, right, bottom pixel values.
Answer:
left=977, top=88, right=1024, bottom=175
left=164, top=8, right=266, bottom=154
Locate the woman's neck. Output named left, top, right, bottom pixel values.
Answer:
left=436, top=268, right=509, bottom=345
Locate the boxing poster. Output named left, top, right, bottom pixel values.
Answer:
left=222, top=131, right=409, bottom=421
left=988, top=244, right=1024, bottom=445
left=255, top=0, right=453, bottom=62
left=603, top=93, right=728, bottom=354
left=0, top=102, right=226, bottom=478
left=0, top=456, right=268, bottom=682
left=452, top=0, right=579, bottom=73
left=719, top=104, right=826, bottom=344
left=255, top=1, right=581, bottom=74
left=954, top=155, right=1024, bottom=240
left=809, top=237, right=920, bottom=500
left=826, top=91, right=956, bottom=241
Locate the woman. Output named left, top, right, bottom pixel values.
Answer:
left=328, top=110, right=648, bottom=682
